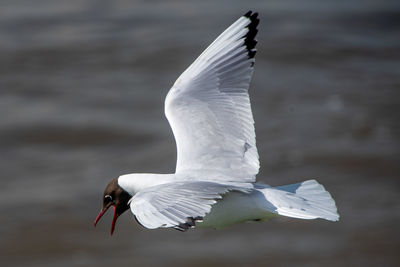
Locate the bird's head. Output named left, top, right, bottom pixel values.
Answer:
left=94, top=177, right=132, bottom=235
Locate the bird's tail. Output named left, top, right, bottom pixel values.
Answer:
left=256, top=179, right=339, bottom=221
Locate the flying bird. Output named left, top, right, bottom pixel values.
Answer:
left=94, top=11, right=339, bottom=235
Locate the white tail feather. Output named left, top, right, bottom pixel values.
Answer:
left=257, top=180, right=339, bottom=221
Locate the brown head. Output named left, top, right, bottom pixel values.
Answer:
left=94, top=177, right=132, bottom=235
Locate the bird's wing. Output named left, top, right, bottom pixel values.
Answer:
left=165, top=11, right=260, bottom=182
left=129, top=181, right=248, bottom=230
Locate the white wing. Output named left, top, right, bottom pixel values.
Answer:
left=129, top=181, right=247, bottom=230
left=165, top=11, right=260, bottom=182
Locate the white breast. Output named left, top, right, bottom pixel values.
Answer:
left=197, top=189, right=276, bottom=228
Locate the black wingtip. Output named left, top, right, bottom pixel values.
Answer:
left=174, top=216, right=203, bottom=232
left=244, top=10, right=252, bottom=18
left=243, top=11, right=259, bottom=59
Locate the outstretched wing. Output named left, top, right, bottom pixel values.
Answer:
left=165, top=11, right=260, bottom=182
left=130, top=181, right=246, bottom=230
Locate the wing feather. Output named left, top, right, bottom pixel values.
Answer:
left=165, top=11, right=260, bottom=182
left=130, top=181, right=246, bottom=230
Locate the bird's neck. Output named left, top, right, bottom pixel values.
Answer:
left=118, top=173, right=176, bottom=195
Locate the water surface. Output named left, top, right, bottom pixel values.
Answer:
left=1, top=0, right=399, bottom=266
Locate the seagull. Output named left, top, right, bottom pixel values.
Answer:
left=94, top=11, right=339, bottom=235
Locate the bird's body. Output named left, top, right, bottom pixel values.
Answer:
left=95, top=11, right=339, bottom=235
left=118, top=173, right=338, bottom=231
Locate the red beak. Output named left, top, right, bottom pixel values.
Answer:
left=94, top=204, right=119, bottom=235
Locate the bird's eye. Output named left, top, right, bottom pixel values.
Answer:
left=104, top=195, right=113, bottom=202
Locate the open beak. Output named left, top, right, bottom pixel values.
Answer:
left=94, top=203, right=120, bottom=235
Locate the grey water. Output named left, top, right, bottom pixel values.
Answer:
left=0, top=0, right=399, bottom=266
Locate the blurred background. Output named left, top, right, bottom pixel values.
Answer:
left=0, top=0, right=399, bottom=266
